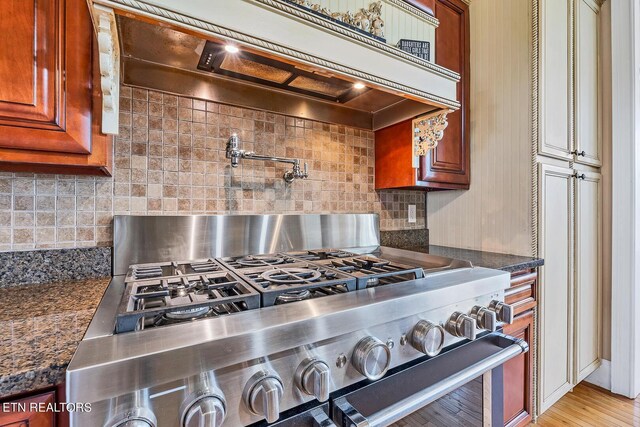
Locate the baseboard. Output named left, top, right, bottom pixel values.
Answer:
left=585, top=359, right=611, bottom=390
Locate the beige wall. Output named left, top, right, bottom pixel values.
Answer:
left=426, top=0, right=534, bottom=257
left=0, top=85, right=425, bottom=252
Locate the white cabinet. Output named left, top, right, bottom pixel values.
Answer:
left=537, top=162, right=603, bottom=414
left=539, top=0, right=602, bottom=165
left=536, top=0, right=604, bottom=416
left=574, top=169, right=602, bottom=381
left=538, top=163, right=574, bottom=413
left=539, top=0, right=572, bottom=160
left=575, top=0, right=602, bottom=166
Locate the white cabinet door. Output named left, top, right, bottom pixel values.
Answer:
left=538, top=163, right=574, bottom=414
left=539, top=0, right=573, bottom=160
left=574, top=169, right=602, bottom=381
left=574, top=0, right=602, bottom=166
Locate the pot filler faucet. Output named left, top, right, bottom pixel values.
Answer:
left=226, top=134, right=309, bottom=183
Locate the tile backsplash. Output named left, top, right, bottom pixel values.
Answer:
left=0, top=85, right=425, bottom=251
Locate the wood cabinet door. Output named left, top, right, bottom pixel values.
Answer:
left=574, top=0, right=602, bottom=167
left=539, top=0, right=573, bottom=161
left=0, top=0, right=93, bottom=154
left=538, top=163, right=574, bottom=414
left=502, top=310, right=534, bottom=427
left=574, top=169, right=602, bottom=381
left=0, top=392, right=55, bottom=427
left=418, top=0, right=470, bottom=189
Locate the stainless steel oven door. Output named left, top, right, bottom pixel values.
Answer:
left=331, top=333, right=528, bottom=427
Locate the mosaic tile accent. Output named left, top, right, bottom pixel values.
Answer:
left=0, top=85, right=425, bottom=251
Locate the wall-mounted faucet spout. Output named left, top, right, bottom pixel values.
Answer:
left=225, top=134, right=309, bottom=183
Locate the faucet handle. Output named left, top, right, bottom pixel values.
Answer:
left=226, top=134, right=241, bottom=168
left=303, top=163, right=308, bottom=178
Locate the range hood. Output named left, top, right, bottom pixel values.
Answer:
left=87, top=0, right=460, bottom=133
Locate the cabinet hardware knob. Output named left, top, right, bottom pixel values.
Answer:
left=571, top=150, right=586, bottom=157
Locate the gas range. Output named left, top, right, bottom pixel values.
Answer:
left=67, top=214, right=526, bottom=427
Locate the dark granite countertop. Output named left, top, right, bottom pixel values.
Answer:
left=388, top=244, right=544, bottom=273
left=0, top=278, right=110, bottom=398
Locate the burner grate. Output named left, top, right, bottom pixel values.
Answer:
left=234, top=262, right=357, bottom=306
left=125, top=259, right=225, bottom=282
left=217, top=253, right=301, bottom=270
left=116, top=270, right=260, bottom=333
left=284, top=249, right=359, bottom=261
left=314, top=256, right=425, bottom=289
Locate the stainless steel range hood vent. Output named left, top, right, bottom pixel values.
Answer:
left=197, top=40, right=372, bottom=104
left=87, top=0, right=461, bottom=131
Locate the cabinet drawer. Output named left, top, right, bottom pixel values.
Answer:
left=0, top=391, right=56, bottom=427
left=506, top=271, right=537, bottom=315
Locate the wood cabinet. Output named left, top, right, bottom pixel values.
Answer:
left=536, top=0, right=603, bottom=413
left=0, top=392, right=56, bottom=427
left=538, top=0, right=602, bottom=165
left=574, top=0, right=602, bottom=167
left=375, top=0, right=469, bottom=191
left=502, top=270, right=537, bottom=427
left=0, top=0, right=112, bottom=176
left=538, top=163, right=574, bottom=414
left=425, top=0, right=470, bottom=189
left=503, top=309, right=534, bottom=427
left=537, top=163, right=602, bottom=413
left=539, top=0, right=572, bottom=160
left=574, top=169, right=602, bottom=382
left=0, top=384, right=68, bottom=427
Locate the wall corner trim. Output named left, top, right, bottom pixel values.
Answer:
left=585, top=359, right=611, bottom=390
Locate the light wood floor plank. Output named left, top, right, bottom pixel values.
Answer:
left=568, top=391, right=640, bottom=424
left=545, top=407, right=583, bottom=426
left=534, top=383, right=640, bottom=427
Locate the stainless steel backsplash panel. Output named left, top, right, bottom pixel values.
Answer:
left=112, top=214, right=380, bottom=275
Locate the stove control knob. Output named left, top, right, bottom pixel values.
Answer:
left=104, top=389, right=157, bottom=427
left=411, top=320, right=445, bottom=356
left=446, top=312, right=477, bottom=340
left=470, top=305, right=498, bottom=332
left=295, top=358, right=331, bottom=402
left=107, top=410, right=156, bottom=427
left=489, top=300, right=515, bottom=324
left=243, top=371, right=284, bottom=424
left=181, top=395, right=226, bottom=427
left=352, top=336, right=392, bottom=380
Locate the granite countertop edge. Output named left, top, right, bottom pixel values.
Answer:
left=0, top=277, right=111, bottom=399
left=386, top=244, right=544, bottom=273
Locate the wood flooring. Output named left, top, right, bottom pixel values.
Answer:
left=534, top=382, right=640, bottom=426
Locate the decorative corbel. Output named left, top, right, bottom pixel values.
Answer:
left=88, top=3, right=120, bottom=135
left=412, top=110, right=452, bottom=156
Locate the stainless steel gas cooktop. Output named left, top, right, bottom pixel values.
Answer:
left=67, top=214, right=526, bottom=427
left=115, top=249, right=429, bottom=333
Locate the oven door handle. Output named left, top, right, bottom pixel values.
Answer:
left=311, top=407, right=338, bottom=427
left=333, top=334, right=528, bottom=427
